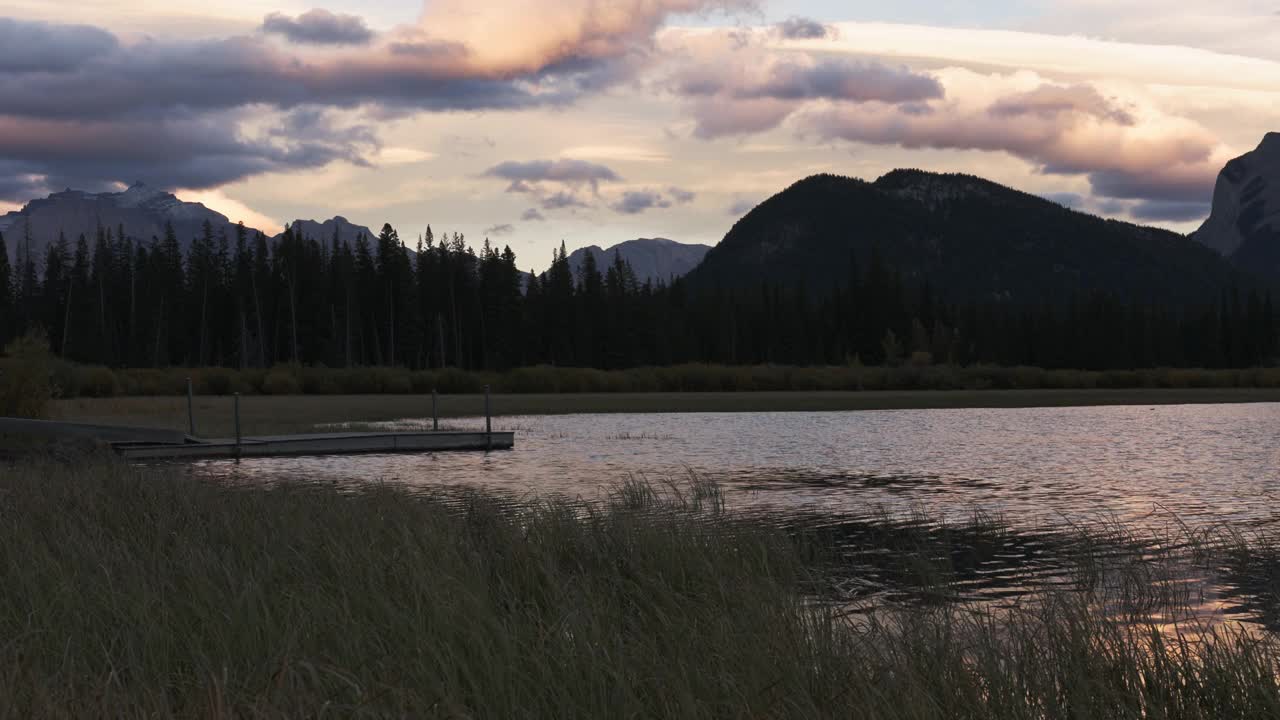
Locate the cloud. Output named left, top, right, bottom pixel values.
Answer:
left=521, top=208, right=547, bottom=221
left=484, top=159, right=621, bottom=191
left=612, top=190, right=672, bottom=214
left=418, top=0, right=758, bottom=75
left=262, top=9, right=375, bottom=46
left=728, top=197, right=758, bottom=215
left=1127, top=200, right=1212, bottom=222
left=989, top=84, right=1134, bottom=125
left=541, top=192, right=591, bottom=210
left=610, top=187, right=695, bottom=214
left=793, top=72, right=1226, bottom=204
left=0, top=109, right=378, bottom=200
left=484, top=158, right=622, bottom=211
left=668, top=186, right=697, bottom=204
left=776, top=17, right=834, bottom=40
left=667, top=29, right=943, bottom=138
left=0, top=17, right=117, bottom=72
left=0, top=1, right=748, bottom=195
left=483, top=223, right=515, bottom=236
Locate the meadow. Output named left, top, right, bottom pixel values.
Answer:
left=3, top=455, right=1280, bottom=718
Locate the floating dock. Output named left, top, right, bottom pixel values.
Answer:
left=115, top=430, right=514, bottom=460
left=1, top=418, right=513, bottom=461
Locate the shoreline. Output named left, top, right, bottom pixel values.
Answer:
left=50, top=387, right=1280, bottom=436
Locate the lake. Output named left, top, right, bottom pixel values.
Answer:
left=183, top=402, right=1280, bottom=625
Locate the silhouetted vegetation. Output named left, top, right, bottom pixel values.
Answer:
left=1, top=210, right=1276, bottom=376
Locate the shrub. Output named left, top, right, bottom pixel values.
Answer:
left=0, top=332, right=55, bottom=418
left=261, top=367, right=302, bottom=395
left=75, top=365, right=121, bottom=398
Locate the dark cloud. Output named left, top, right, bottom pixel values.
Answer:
left=0, top=109, right=377, bottom=201
left=608, top=187, right=695, bottom=214
left=674, top=47, right=943, bottom=138
left=746, top=60, right=943, bottom=103
left=483, top=223, right=515, bottom=236
left=612, top=191, right=672, bottom=214
left=485, top=159, right=621, bottom=190
left=1128, top=200, right=1212, bottom=222
left=263, top=9, right=375, bottom=46
left=541, top=192, right=591, bottom=210
left=0, top=18, right=117, bottom=72
left=1087, top=168, right=1215, bottom=205
left=680, top=59, right=943, bottom=104
left=0, top=2, right=739, bottom=195
left=521, top=208, right=546, bottom=221
left=728, top=197, right=758, bottom=215
left=776, top=17, right=834, bottom=40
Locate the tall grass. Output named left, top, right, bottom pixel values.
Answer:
left=3, top=456, right=1280, bottom=717
left=36, top=361, right=1280, bottom=399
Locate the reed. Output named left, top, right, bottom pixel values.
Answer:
left=3, top=457, right=1280, bottom=717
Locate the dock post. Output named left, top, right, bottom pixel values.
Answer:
left=432, top=388, right=439, bottom=432
left=484, top=384, right=492, bottom=451
left=234, top=393, right=242, bottom=460
left=186, top=377, right=196, bottom=437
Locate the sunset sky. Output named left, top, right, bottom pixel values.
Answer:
left=2, top=0, right=1278, bottom=269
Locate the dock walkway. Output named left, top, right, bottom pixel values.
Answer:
left=1, top=418, right=513, bottom=461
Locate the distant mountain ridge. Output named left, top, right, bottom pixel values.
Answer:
left=0, top=184, right=381, bottom=262
left=282, top=217, right=376, bottom=244
left=1191, top=132, right=1280, bottom=280
left=687, top=169, right=1248, bottom=305
left=0, top=183, right=239, bottom=257
left=566, top=238, right=711, bottom=285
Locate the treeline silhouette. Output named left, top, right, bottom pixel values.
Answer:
left=0, top=219, right=1276, bottom=373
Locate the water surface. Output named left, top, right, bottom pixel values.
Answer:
left=184, top=402, right=1280, bottom=626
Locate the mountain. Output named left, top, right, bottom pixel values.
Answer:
left=0, top=183, right=239, bottom=259
left=1191, top=132, right=1280, bottom=279
left=687, top=170, right=1246, bottom=305
left=283, top=216, right=376, bottom=244
left=566, top=238, right=711, bottom=285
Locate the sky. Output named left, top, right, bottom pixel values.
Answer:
left=1, top=0, right=1278, bottom=271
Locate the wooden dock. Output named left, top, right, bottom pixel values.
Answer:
left=114, top=430, right=514, bottom=461
left=1, top=418, right=514, bottom=461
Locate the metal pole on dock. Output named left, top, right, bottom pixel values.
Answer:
left=432, top=388, right=439, bottom=432
left=234, top=393, right=242, bottom=460
left=186, top=377, right=196, bottom=437
left=484, top=384, right=492, bottom=451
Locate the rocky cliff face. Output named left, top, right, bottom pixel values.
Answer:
left=1192, top=133, right=1280, bottom=274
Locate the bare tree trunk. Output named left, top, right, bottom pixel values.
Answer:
left=61, top=278, right=74, bottom=357
left=198, top=280, right=208, bottom=366
left=388, top=289, right=396, bottom=366
left=436, top=314, right=447, bottom=369
left=239, top=309, right=249, bottom=371
left=287, top=274, right=299, bottom=364
left=344, top=288, right=352, bottom=368
left=250, top=268, right=266, bottom=368
left=152, top=295, right=165, bottom=368
left=129, top=265, right=136, bottom=364
left=99, top=273, right=108, bottom=363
